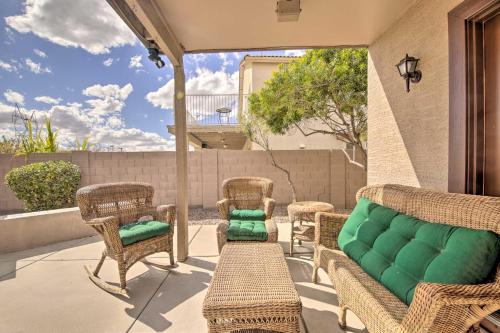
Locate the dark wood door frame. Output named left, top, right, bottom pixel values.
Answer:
left=448, top=0, right=500, bottom=194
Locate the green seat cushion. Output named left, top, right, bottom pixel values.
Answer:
left=119, top=220, right=170, bottom=246
left=338, top=197, right=500, bottom=305
left=227, top=220, right=268, bottom=241
left=230, top=209, right=266, bottom=221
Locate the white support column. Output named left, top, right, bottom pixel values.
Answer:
left=174, top=60, right=189, bottom=262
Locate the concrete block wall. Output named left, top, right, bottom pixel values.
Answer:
left=0, top=149, right=366, bottom=213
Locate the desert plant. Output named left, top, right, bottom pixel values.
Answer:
left=74, top=137, right=94, bottom=151
left=5, top=160, right=81, bottom=211
left=0, top=136, right=19, bottom=154
left=16, top=118, right=59, bottom=156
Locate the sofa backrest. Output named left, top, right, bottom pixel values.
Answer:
left=357, top=184, right=500, bottom=234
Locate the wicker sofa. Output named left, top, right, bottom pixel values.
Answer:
left=313, top=184, right=500, bottom=333
left=216, top=177, right=277, bottom=253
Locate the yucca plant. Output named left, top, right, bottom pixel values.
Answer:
left=43, top=118, right=58, bottom=152
left=16, top=118, right=59, bottom=156
left=74, top=137, right=93, bottom=151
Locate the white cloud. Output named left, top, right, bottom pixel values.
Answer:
left=4, top=89, right=25, bottom=105
left=103, top=58, right=114, bottom=67
left=33, top=48, right=47, bottom=58
left=284, top=49, right=306, bottom=57
left=25, top=58, right=51, bottom=74
left=106, top=116, right=123, bottom=129
left=92, top=127, right=175, bottom=151
left=146, top=68, right=239, bottom=110
left=218, top=53, right=233, bottom=69
left=34, top=96, right=62, bottom=104
left=5, top=0, right=136, bottom=54
left=0, top=84, right=174, bottom=151
left=83, top=83, right=133, bottom=119
left=186, top=53, right=208, bottom=67
left=129, top=55, right=143, bottom=69
left=0, top=60, right=15, bottom=72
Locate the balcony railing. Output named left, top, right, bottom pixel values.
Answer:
left=185, top=94, right=248, bottom=125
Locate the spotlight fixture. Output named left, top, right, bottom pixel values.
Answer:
left=396, top=54, right=422, bottom=92
left=148, top=48, right=165, bottom=69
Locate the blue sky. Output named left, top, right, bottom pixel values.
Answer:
left=0, top=0, right=303, bottom=151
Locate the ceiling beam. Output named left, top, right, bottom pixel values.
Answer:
left=123, top=0, right=184, bottom=65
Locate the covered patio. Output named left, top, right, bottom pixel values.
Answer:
left=106, top=0, right=420, bottom=260
left=2, top=0, right=498, bottom=332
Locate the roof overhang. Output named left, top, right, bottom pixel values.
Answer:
left=108, top=0, right=417, bottom=64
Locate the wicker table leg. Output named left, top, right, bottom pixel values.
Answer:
left=289, top=216, right=295, bottom=256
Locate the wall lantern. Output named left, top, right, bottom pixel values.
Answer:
left=396, top=54, right=422, bottom=92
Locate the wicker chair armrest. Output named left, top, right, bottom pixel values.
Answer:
left=265, top=218, right=278, bottom=239
left=155, top=204, right=176, bottom=228
left=87, top=216, right=123, bottom=253
left=86, top=215, right=119, bottom=227
left=217, top=198, right=230, bottom=220
left=314, top=212, right=349, bottom=250
left=401, top=281, right=500, bottom=333
left=216, top=221, right=229, bottom=253
left=263, top=197, right=275, bottom=219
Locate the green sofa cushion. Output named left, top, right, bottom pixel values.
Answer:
left=227, top=220, right=268, bottom=241
left=338, top=197, right=500, bottom=305
left=229, top=209, right=266, bottom=221
left=119, top=220, right=170, bottom=246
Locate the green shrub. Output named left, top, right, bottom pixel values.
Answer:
left=5, top=160, right=81, bottom=212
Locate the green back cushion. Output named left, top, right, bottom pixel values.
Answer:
left=338, top=198, right=500, bottom=305
left=230, top=209, right=266, bottom=221
left=119, top=220, right=170, bottom=246
left=227, top=220, right=268, bottom=241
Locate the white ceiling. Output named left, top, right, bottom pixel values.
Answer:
left=153, top=0, right=418, bottom=53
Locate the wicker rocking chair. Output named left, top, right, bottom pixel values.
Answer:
left=76, top=182, right=176, bottom=295
left=216, top=177, right=277, bottom=253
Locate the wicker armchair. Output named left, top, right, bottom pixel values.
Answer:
left=216, top=177, right=277, bottom=253
left=312, top=184, right=500, bottom=333
left=76, top=182, right=175, bottom=295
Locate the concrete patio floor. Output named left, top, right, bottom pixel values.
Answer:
left=0, top=223, right=367, bottom=333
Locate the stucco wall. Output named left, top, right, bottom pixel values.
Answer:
left=0, top=149, right=366, bottom=213
left=367, top=0, right=462, bottom=191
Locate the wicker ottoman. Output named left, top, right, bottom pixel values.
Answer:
left=203, top=243, right=302, bottom=333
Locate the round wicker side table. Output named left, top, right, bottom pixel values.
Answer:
left=288, top=201, right=334, bottom=256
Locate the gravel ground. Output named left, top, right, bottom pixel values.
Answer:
left=188, top=204, right=351, bottom=225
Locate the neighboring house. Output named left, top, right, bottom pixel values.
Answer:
left=239, top=55, right=346, bottom=151
left=169, top=55, right=346, bottom=151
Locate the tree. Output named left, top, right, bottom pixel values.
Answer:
left=247, top=48, right=368, bottom=167
left=242, top=112, right=298, bottom=202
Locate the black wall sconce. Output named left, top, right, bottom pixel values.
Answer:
left=396, top=54, right=422, bottom=92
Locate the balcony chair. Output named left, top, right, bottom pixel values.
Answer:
left=76, top=182, right=176, bottom=295
left=216, top=177, right=277, bottom=253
